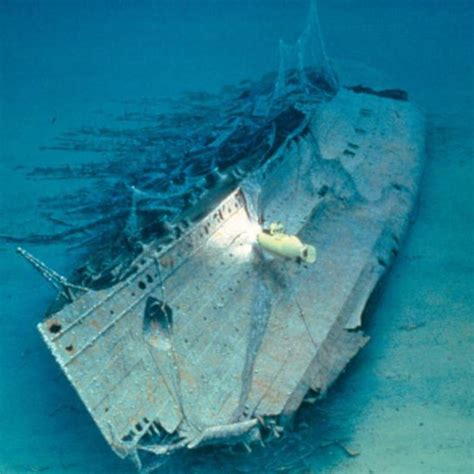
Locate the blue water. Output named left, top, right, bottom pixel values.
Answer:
left=1, top=1, right=473, bottom=473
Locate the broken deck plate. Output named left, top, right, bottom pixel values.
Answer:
left=34, top=84, right=424, bottom=469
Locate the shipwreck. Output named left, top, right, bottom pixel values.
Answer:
left=18, top=3, right=424, bottom=472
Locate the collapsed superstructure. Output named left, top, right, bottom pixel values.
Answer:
left=17, top=2, right=425, bottom=472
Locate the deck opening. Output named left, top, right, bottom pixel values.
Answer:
left=318, top=185, right=329, bottom=197
left=48, top=322, right=62, bottom=334
left=143, top=297, right=173, bottom=350
left=121, top=432, right=134, bottom=443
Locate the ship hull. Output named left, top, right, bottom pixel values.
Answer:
left=37, top=87, right=424, bottom=469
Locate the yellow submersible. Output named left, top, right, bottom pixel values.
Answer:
left=257, top=222, right=316, bottom=264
